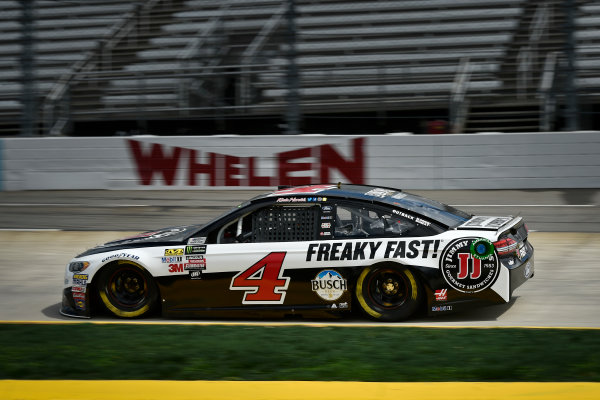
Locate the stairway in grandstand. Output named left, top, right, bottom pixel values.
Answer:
left=0, top=0, right=140, bottom=134
left=1, top=0, right=600, bottom=135
left=258, top=0, right=521, bottom=112
left=76, top=0, right=529, bottom=127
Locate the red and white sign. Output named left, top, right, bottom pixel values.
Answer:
left=434, top=289, right=447, bottom=301
left=3, top=132, right=597, bottom=191
left=127, top=138, right=364, bottom=187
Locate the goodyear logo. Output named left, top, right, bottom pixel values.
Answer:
left=164, top=248, right=184, bottom=256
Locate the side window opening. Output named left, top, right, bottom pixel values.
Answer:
left=252, top=205, right=319, bottom=242
left=334, top=203, right=417, bottom=238
left=212, top=205, right=319, bottom=244
left=216, top=220, right=238, bottom=244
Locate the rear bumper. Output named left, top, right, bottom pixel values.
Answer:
left=509, top=253, right=534, bottom=296
left=427, top=244, right=534, bottom=316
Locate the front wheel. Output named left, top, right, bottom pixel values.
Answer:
left=97, top=261, right=158, bottom=318
left=355, top=265, right=422, bottom=321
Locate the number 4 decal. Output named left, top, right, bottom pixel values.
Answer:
left=230, top=252, right=290, bottom=304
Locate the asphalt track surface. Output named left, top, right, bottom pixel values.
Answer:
left=0, top=189, right=599, bottom=327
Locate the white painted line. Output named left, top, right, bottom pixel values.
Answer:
left=2, top=320, right=599, bottom=330
left=0, top=203, right=150, bottom=207
left=0, top=228, right=62, bottom=232
left=452, top=204, right=596, bottom=207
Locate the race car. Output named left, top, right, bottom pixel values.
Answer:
left=61, top=184, right=534, bottom=321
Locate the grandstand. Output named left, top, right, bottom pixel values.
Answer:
left=1, top=0, right=598, bottom=136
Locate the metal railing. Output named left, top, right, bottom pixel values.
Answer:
left=42, top=0, right=165, bottom=135
left=238, top=5, right=286, bottom=108
left=538, top=51, right=561, bottom=131
left=449, top=57, right=472, bottom=134
left=516, top=3, right=551, bottom=99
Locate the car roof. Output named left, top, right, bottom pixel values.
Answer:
left=251, top=184, right=471, bottom=227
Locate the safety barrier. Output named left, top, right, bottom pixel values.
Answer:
left=1, top=131, right=598, bottom=190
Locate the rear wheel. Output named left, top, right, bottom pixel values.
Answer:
left=97, top=261, right=158, bottom=318
left=355, top=264, right=422, bottom=321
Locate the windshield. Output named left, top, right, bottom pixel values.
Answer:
left=390, top=192, right=471, bottom=227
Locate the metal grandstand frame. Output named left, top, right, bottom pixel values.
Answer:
left=3, top=0, right=597, bottom=136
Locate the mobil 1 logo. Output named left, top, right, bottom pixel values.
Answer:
left=440, top=237, right=499, bottom=294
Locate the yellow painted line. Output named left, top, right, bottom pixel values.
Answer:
left=0, top=381, right=598, bottom=400
left=1, top=320, right=600, bottom=330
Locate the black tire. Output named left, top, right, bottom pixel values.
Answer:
left=355, top=264, right=422, bottom=321
left=97, top=261, right=158, bottom=318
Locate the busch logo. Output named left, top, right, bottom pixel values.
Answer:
left=311, top=270, right=347, bottom=301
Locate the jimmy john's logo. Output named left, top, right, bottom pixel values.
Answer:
left=440, top=238, right=499, bottom=293
left=311, top=270, right=347, bottom=301
left=306, top=240, right=440, bottom=262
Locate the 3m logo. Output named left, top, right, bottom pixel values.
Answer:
left=168, top=263, right=184, bottom=273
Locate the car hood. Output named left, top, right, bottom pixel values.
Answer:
left=76, top=224, right=203, bottom=257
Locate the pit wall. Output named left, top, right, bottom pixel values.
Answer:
left=1, top=131, right=599, bottom=190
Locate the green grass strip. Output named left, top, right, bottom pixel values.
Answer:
left=1, top=323, right=598, bottom=381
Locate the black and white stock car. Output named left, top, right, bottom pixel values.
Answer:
left=61, top=184, right=534, bottom=321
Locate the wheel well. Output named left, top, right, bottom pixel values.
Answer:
left=352, top=261, right=428, bottom=321
left=355, top=261, right=427, bottom=288
left=89, top=260, right=161, bottom=317
left=352, top=261, right=430, bottom=315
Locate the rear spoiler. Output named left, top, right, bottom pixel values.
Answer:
left=457, top=216, right=523, bottom=234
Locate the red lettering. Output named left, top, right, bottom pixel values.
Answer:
left=458, top=253, right=482, bottom=279
left=278, top=147, right=312, bottom=186
left=319, top=137, right=364, bottom=184
left=168, top=263, right=184, bottom=273
left=129, top=138, right=365, bottom=188
left=248, top=156, right=272, bottom=186
left=471, top=257, right=481, bottom=279
left=128, top=139, right=182, bottom=185
left=458, top=253, right=470, bottom=279
left=188, top=150, right=216, bottom=186
left=225, top=155, right=241, bottom=186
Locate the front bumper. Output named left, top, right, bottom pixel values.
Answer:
left=60, top=287, right=91, bottom=318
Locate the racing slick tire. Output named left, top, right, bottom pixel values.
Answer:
left=355, top=264, right=423, bottom=321
left=97, top=261, right=158, bottom=318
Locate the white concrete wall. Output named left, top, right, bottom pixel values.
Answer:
left=1, top=131, right=598, bottom=190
